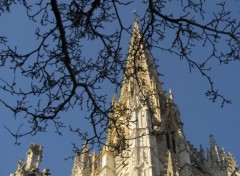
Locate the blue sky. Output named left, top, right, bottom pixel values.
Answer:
left=1, top=1, right=240, bottom=175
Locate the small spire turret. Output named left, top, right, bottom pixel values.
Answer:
left=209, top=135, right=217, bottom=148
left=11, top=144, right=50, bottom=176
left=26, top=144, right=43, bottom=170
left=208, top=135, right=220, bottom=162
left=81, top=141, right=90, bottom=166
left=72, top=141, right=91, bottom=176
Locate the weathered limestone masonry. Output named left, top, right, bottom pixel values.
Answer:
left=11, top=144, right=50, bottom=176
left=71, top=20, right=240, bottom=176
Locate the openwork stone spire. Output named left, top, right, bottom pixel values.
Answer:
left=51, top=19, right=240, bottom=176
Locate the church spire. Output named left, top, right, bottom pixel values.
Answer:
left=208, top=135, right=220, bottom=162
left=119, top=20, right=164, bottom=106
left=70, top=19, right=239, bottom=176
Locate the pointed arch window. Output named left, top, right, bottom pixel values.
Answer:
left=166, top=133, right=171, bottom=149
left=165, top=123, right=176, bottom=153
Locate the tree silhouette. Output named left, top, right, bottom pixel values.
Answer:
left=0, top=0, right=239, bottom=152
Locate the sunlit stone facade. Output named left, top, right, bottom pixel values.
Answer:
left=11, top=144, right=50, bottom=176
left=72, top=20, right=240, bottom=176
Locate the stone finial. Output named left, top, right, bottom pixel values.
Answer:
left=209, top=135, right=216, bottom=148
left=169, top=89, right=173, bottom=101
left=42, top=168, right=51, bottom=175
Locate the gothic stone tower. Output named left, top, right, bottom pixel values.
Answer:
left=72, top=20, right=240, bottom=176
left=11, top=144, right=50, bottom=176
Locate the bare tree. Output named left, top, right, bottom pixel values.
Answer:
left=0, top=0, right=239, bottom=152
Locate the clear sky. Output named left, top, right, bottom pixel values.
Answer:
left=1, top=1, right=240, bottom=176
